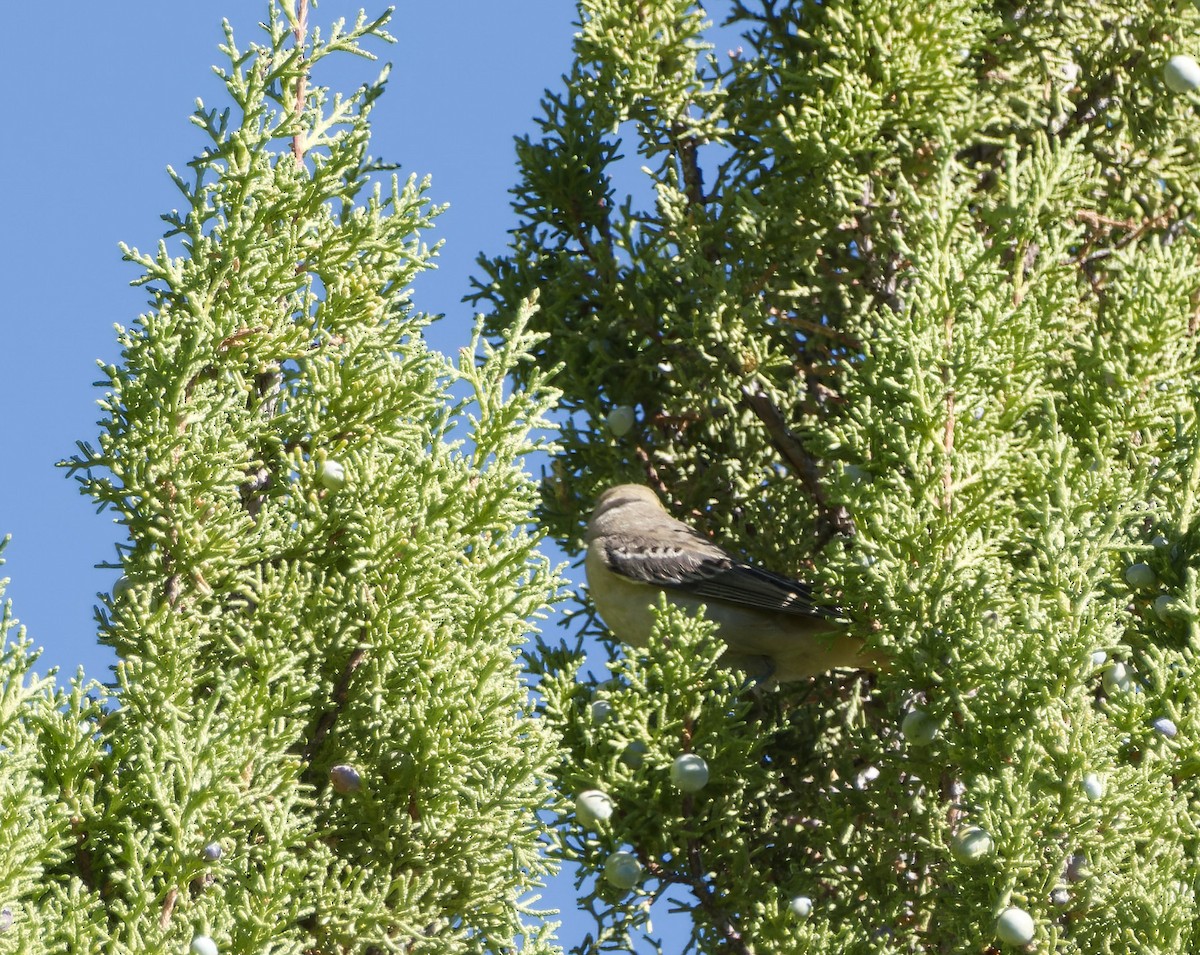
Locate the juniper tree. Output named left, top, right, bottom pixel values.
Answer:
left=0, top=4, right=563, bottom=953
left=474, top=0, right=1200, bottom=951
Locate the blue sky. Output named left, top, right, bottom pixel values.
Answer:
left=0, top=1, right=706, bottom=949
left=0, top=1, right=581, bottom=679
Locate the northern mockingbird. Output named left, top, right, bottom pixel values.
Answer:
left=585, top=484, right=874, bottom=683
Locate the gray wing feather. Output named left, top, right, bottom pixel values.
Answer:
left=599, top=529, right=828, bottom=618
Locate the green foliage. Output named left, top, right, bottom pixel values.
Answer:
left=0, top=4, right=563, bottom=953
left=0, top=548, right=109, bottom=951
left=542, top=600, right=880, bottom=952
left=475, top=0, right=1200, bottom=951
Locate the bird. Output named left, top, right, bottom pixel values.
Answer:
left=584, top=484, right=875, bottom=683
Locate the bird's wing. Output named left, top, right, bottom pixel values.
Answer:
left=598, top=528, right=828, bottom=618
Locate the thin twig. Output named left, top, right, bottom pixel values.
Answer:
left=684, top=825, right=751, bottom=955
left=634, top=444, right=670, bottom=500
left=159, top=887, right=178, bottom=930
left=1073, top=207, right=1174, bottom=269
left=942, top=307, right=955, bottom=515
left=669, top=714, right=751, bottom=954
left=740, top=384, right=855, bottom=542
left=304, top=645, right=368, bottom=762
left=671, top=121, right=705, bottom=209
left=291, top=0, right=309, bottom=161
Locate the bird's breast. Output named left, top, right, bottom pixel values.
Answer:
left=585, top=546, right=660, bottom=646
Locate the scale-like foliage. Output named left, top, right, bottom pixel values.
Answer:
left=475, top=1, right=1200, bottom=951
left=0, top=4, right=563, bottom=953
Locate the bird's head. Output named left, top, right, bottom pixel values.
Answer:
left=585, top=484, right=665, bottom=541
